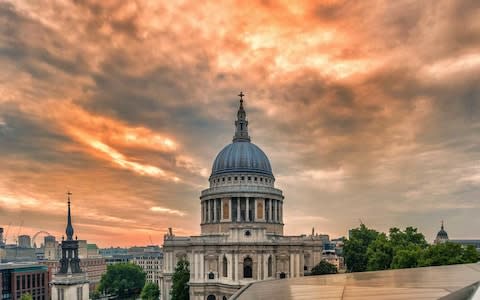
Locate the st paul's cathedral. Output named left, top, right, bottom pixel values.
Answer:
left=161, top=94, right=327, bottom=300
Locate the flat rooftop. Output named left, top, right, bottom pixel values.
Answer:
left=0, top=262, right=48, bottom=271
left=230, top=263, right=480, bottom=300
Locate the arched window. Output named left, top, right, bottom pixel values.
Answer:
left=208, top=272, right=214, bottom=279
left=207, top=295, right=216, bottom=300
left=223, top=256, right=228, bottom=277
left=267, top=256, right=273, bottom=277
left=243, top=257, right=253, bottom=278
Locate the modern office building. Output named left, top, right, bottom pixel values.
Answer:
left=0, top=263, right=49, bottom=300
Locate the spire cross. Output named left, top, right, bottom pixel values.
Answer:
left=238, top=91, right=244, bottom=102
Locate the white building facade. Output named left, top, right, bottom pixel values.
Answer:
left=133, top=252, right=163, bottom=286
left=161, top=95, right=326, bottom=300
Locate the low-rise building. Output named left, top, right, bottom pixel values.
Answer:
left=17, top=236, right=31, bottom=249
left=132, top=252, right=163, bottom=286
left=0, top=263, right=49, bottom=300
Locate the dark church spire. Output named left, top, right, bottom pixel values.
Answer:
left=58, top=191, right=82, bottom=274
left=66, top=191, right=74, bottom=241
left=233, top=92, right=251, bottom=142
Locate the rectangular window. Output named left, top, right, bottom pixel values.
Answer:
left=77, top=286, right=83, bottom=300
left=22, top=275, right=25, bottom=289
left=27, top=275, right=30, bottom=289
left=32, top=273, right=35, bottom=287
left=58, top=288, right=64, bottom=300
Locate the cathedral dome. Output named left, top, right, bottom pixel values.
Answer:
left=211, top=141, right=273, bottom=176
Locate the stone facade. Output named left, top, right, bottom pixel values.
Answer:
left=161, top=96, right=326, bottom=300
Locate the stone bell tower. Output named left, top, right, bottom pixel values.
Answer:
left=51, top=192, right=89, bottom=300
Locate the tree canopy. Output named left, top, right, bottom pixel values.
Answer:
left=344, top=224, right=479, bottom=272
left=310, top=260, right=338, bottom=275
left=343, top=224, right=380, bottom=272
left=171, top=258, right=190, bottom=300
left=98, top=263, right=146, bottom=299
left=141, top=282, right=160, bottom=300
left=20, top=294, right=33, bottom=300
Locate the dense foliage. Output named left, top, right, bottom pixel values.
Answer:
left=98, top=263, right=146, bottom=299
left=20, top=294, right=33, bottom=300
left=171, top=258, right=190, bottom=300
left=141, top=282, right=160, bottom=300
left=343, top=225, right=479, bottom=272
left=343, top=224, right=380, bottom=272
left=310, top=260, right=338, bottom=275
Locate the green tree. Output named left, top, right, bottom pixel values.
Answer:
left=366, top=233, right=393, bottom=271
left=419, top=242, right=479, bottom=267
left=462, top=245, right=479, bottom=263
left=344, top=224, right=380, bottom=272
left=20, top=294, right=33, bottom=300
left=389, top=227, right=428, bottom=249
left=391, top=245, right=423, bottom=269
left=171, top=258, right=190, bottom=300
left=98, top=263, right=146, bottom=299
left=141, top=282, right=160, bottom=300
left=311, top=260, right=338, bottom=275
left=90, top=290, right=101, bottom=300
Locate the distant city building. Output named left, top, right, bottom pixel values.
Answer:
left=17, top=236, right=31, bottom=249
left=43, top=236, right=60, bottom=261
left=87, top=244, right=100, bottom=258
left=133, top=251, right=163, bottom=286
left=51, top=193, right=89, bottom=300
left=0, top=228, right=4, bottom=247
left=434, top=221, right=449, bottom=244
left=0, top=262, right=49, bottom=300
left=321, top=249, right=345, bottom=271
left=104, top=254, right=133, bottom=265
left=161, top=96, right=328, bottom=300
left=1, top=245, right=36, bottom=263
left=450, top=240, right=480, bottom=253
left=99, top=247, right=128, bottom=257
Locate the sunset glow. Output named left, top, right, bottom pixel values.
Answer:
left=0, top=0, right=479, bottom=247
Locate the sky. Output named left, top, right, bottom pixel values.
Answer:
left=0, top=0, right=479, bottom=247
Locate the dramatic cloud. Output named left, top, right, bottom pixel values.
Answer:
left=1, top=0, right=479, bottom=246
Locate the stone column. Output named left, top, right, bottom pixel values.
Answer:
left=280, top=201, right=283, bottom=223
left=246, top=198, right=250, bottom=222
left=214, top=199, right=218, bottom=223
left=270, top=199, right=273, bottom=223
left=191, top=252, right=196, bottom=281
left=204, top=201, right=208, bottom=223
left=210, top=200, right=214, bottom=223
left=220, top=198, right=224, bottom=221
left=200, top=253, right=204, bottom=281
left=273, top=200, right=277, bottom=223
left=289, top=254, right=294, bottom=278
left=237, top=199, right=241, bottom=222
